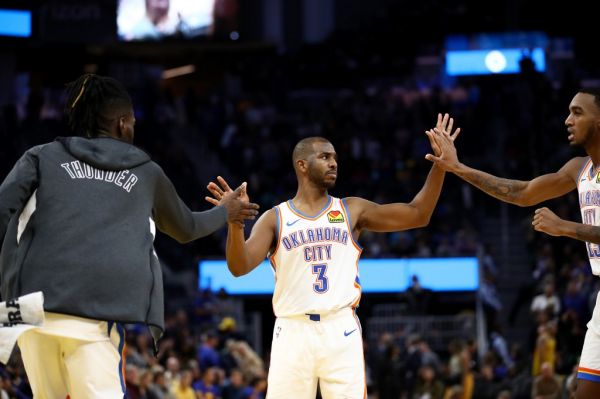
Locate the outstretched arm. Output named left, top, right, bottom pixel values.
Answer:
left=154, top=173, right=259, bottom=243
left=345, top=114, right=459, bottom=235
left=426, top=127, right=583, bottom=206
left=346, top=164, right=445, bottom=234
left=206, top=176, right=275, bottom=277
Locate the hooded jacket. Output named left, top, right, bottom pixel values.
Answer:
left=0, top=137, right=226, bottom=343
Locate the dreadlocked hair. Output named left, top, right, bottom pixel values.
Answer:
left=64, top=74, right=133, bottom=138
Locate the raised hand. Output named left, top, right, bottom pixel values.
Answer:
left=436, top=112, right=461, bottom=140
left=206, top=176, right=250, bottom=203
left=428, top=113, right=461, bottom=157
left=205, top=176, right=259, bottom=226
left=425, top=114, right=462, bottom=172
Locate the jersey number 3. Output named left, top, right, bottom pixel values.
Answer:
left=312, top=264, right=329, bottom=293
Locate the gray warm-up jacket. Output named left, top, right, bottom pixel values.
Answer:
left=0, top=136, right=227, bottom=345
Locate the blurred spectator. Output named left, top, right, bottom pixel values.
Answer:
left=473, top=363, right=506, bottom=399
left=480, top=270, right=503, bottom=331
left=531, top=282, right=561, bottom=319
left=496, top=390, right=511, bottom=399
left=226, top=340, right=265, bottom=383
left=218, top=317, right=245, bottom=350
left=241, top=377, right=267, bottom=399
left=193, top=289, right=219, bottom=331
left=490, top=325, right=515, bottom=373
left=193, top=367, right=221, bottom=398
left=556, top=309, right=584, bottom=374
left=376, top=341, right=403, bottom=399
left=447, top=340, right=466, bottom=385
left=406, top=275, right=433, bottom=315
left=444, top=385, right=464, bottom=399
left=419, top=339, right=443, bottom=374
left=413, top=365, right=445, bottom=399
left=139, top=369, right=155, bottom=398
left=404, top=334, right=423, bottom=399
left=125, top=364, right=143, bottom=399
left=165, top=356, right=182, bottom=387
left=532, top=323, right=556, bottom=377
left=531, top=362, right=561, bottom=399
left=198, top=331, right=221, bottom=370
left=127, top=330, right=157, bottom=369
left=148, top=369, right=175, bottom=399
left=561, top=278, right=589, bottom=324
left=221, top=369, right=246, bottom=399
left=170, top=369, right=195, bottom=399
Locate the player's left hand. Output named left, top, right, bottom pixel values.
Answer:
left=532, top=207, right=564, bottom=237
left=427, top=113, right=461, bottom=157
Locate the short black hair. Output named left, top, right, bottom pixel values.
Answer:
left=292, top=136, right=331, bottom=164
left=579, top=88, right=600, bottom=110
left=64, top=74, right=132, bottom=138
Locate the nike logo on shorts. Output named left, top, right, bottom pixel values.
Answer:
left=286, top=219, right=301, bottom=227
left=344, top=329, right=357, bottom=337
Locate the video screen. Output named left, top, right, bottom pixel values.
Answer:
left=199, top=258, right=479, bottom=295
left=0, top=9, right=31, bottom=38
left=446, top=48, right=546, bottom=76
left=117, top=0, right=237, bottom=41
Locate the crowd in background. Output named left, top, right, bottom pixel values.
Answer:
left=0, top=37, right=596, bottom=398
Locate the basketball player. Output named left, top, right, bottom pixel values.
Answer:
left=425, top=89, right=600, bottom=399
left=205, top=114, right=460, bottom=398
left=0, top=74, right=259, bottom=398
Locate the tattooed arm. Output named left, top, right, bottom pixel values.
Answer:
left=452, top=160, right=579, bottom=206
left=426, top=128, right=584, bottom=206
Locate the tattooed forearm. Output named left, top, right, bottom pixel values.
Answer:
left=456, top=168, right=528, bottom=204
left=574, top=224, right=600, bottom=244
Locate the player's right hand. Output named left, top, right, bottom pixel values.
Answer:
left=424, top=125, right=462, bottom=173
left=206, top=176, right=251, bottom=203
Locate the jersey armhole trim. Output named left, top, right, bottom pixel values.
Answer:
left=578, top=157, right=593, bottom=183
left=341, top=198, right=363, bottom=251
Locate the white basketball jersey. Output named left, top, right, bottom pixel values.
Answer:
left=578, top=157, right=600, bottom=276
left=269, top=196, right=363, bottom=317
